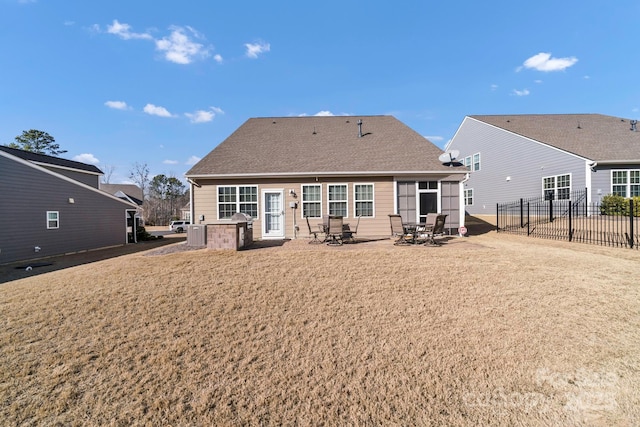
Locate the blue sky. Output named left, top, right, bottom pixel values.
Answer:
left=1, top=0, right=639, bottom=184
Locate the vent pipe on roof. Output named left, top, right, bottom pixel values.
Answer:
left=357, top=119, right=363, bottom=138
left=631, top=120, right=638, bottom=131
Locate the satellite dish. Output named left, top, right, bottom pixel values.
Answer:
left=438, top=150, right=462, bottom=167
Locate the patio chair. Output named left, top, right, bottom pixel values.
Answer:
left=389, top=214, right=413, bottom=245
left=306, top=216, right=324, bottom=244
left=326, top=215, right=344, bottom=246
left=424, top=214, right=448, bottom=246
left=342, top=216, right=360, bottom=243
left=415, top=213, right=439, bottom=243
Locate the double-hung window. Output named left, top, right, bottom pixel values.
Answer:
left=354, top=184, right=374, bottom=217
left=612, top=170, right=640, bottom=197
left=464, top=153, right=481, bottom=171
left=542, top=174, right=571, bottom=200
left=47, top=211, right=59, bottom=229
left=328, top=184, right=348, bottom=217
left=464, top=189, right=474, bottom=206
left=302, top=184, right=322, bottom=218
left=217, top=185, right=258, bottom=219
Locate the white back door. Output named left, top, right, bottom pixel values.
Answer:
left=262, top=189, right=285, bottom=239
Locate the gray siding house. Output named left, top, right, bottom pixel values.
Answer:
left=185, top=115, right=468, bottom=240
left=445, top=114, right=640, bottom=216
left=0, top=146, right=138, bottom=265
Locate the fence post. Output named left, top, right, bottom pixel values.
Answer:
left=630, top=198, right=635, bottom=249
left=496, top=203, right=499, bottom=232
left=549, top=198, right=554, bottom=222
left=527, top=203, right=530, bottom=236
left=569, top=201, right=573, bottom=242
left=520, top=198, right=524, bottom=228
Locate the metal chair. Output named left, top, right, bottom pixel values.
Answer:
left=424, top=214, right=448, bottom=246
left=389, top=214, right=413, bottom=245
left=305, top=216, right=324, bottom=244
left=343, top=216, right=360, bottom=243
left=326, top=216, right=344, bottom=246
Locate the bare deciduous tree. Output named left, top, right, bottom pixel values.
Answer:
left=101, top=164, right=116, bottom=184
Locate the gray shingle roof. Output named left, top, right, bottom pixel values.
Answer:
left=186, top=115, right=461, bottom=177
left=469, top=114, right=640, bottom=162
left=0, top=145, right=103, bottom=174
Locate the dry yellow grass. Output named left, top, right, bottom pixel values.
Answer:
left=1, top=233, right=639, bottom=426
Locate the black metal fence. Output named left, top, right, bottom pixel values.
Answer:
left=497, top=189, right=639, bottom=249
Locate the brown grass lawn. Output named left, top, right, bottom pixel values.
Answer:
left=1, top=232, right=639, bottom=426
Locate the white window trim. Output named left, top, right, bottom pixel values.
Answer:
left=464, top=153, right=481, bottom=171
left=611, top=169, right=640, bottom=197
left=464, top=188, right=474, bottom=206
left=300, top=184, right=323, bottom=219
left=472, top=153, right=481, bottom=171
left=327, top=183, right=349, bottom=218
left=216, top=185, right=259, bottom=220
left=47, top=211, right=59, bottom=229
left=353, top=183, right=375, bottom=218
left=542, top=173, right=572, bottom=200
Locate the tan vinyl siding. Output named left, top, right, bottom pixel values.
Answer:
left=191, top=177, right=399, bottom=240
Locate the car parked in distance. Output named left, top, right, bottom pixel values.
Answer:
left=169, top=220, right=190, bottom=233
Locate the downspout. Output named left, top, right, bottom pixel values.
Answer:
left=187, top=179, right=197, bottom=224
left=459, top=173, right=471, bottom=236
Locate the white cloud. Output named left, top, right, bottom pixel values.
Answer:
left=107, top=19, right=152, bottom=40
left=512, top=88, right=530, bottom=96
left=314, top=111, right=334, bottom=116
left=163, top=159, right=179, bottom=165
left=214, top=54, right=223, bottom=63
left=490, top=84, right=498, bottom=91
left=426, top=135, right=444, bottom=142
left=156, top=26, right=210, bottom=64
left=104, top=100, right=130, bottom=110
left=186, top=155, right=201, bottom=165
left=534, top=79, right=543, bottom=84
left=244, top=41, right=270, bottom=58
left=73, top=153, right=99, bottom=164
left=185, top=106, right=224, bottom=124
left=519, top=52, right=578, bottom=72
left=143, top=103, right=173, bottom=117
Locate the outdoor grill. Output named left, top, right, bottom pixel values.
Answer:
left=231, top=212, right=253, bottom=247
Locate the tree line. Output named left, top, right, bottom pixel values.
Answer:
left=6, top=130, right=188, bottom=226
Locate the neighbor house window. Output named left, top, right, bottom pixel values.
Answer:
left=473, top=153, right=481, bottom=171
left=217, top=185, right=258, bottom=219
left=464, top=188, right=474, bottom=206
left=302, top=184, right=322, bottom=218
left=47, top=211, right=59, bottom=229
left=464, top=153, right=480, bottom=171
left=612, top=170, right=640, bottom=197
left=328, top=184, right=348, bottom=217
left=542, top=174, right=571, bottom=200
left=354, top=184, right=374, bottom=217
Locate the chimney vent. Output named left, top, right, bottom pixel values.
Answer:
left=631, top=120, right=638, bottom=131
left=357, top=119, right=363, bottom=138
